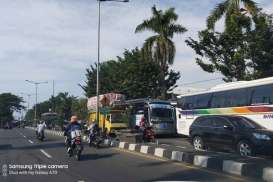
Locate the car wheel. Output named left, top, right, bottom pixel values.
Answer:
left=237, top=140, right=254, bottom=157
left=193, top=136, right=205, bottom=151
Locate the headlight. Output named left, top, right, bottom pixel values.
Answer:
left=253, top=133, right=271, bottom=140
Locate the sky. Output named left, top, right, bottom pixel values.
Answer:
left=0, top=0, right=272, bottom=108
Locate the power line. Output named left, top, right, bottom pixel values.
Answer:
left=181, top=77, right=223, bottom=86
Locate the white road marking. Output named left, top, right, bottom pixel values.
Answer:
left=16, top=130, right=23, bottom=136
left=28, top=140, right=34, bottom=144
left=23, top=135, right=26, bottom=138
left=40, top=149, right=52, bottom=158
left=161, top=144, right=170, bottom=147
left=176, top=146, right=186, bottom=149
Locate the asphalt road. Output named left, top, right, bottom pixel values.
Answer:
left=0, top=128, right=254, bottom=182
left=155, top=135, right=193, bottom=149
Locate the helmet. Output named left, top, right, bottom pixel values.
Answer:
left=70, top=116, right=78, bottom=123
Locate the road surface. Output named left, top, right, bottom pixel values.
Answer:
left=0, top=128, right=255, bottom=182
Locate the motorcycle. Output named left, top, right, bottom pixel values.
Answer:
left=87, top=130, right=103, bottom=148
left=143, top=126, right=155, bottom=143
left=66, top=130, right=83, bottom=161
left=36, top=130, right=45, bottom=141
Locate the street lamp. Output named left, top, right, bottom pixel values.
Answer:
left=20, top=92, right=33, bottom=125
left=20, top=92, right=33, bottom=111
left=25, top=80, right=48, bottom=124
left=96, top=0, right=129, bottom=128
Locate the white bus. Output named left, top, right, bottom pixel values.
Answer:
left=176, top=77, right=273, bottom=136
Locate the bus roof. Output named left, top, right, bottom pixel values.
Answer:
left=178, top=76, right=273, bottom=98
left=113, top=98, right=171, bottom=106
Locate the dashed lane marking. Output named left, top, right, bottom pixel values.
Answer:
left=16, top=130, right=27, bottom=139
left=176, top=145, right=186, bottom=149
left=40, top=149, right=52, bottom=158
left=28, top=139, right=34, bottom=144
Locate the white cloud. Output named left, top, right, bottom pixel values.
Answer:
left=0, top=0, right=272, bottom=105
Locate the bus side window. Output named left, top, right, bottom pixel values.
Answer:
left=251, top=84, right=273, bottom=105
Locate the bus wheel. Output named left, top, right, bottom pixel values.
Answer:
left=193, top=136, right=206, bottom=151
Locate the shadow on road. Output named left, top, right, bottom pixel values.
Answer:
left=155, top=134, right=187, bottom=139
left=143, top=169, right=232, bottom=182
left=2, top=142, right=65, bottom=151
left=80, top=153, right=119, bottom=161
left=0, top=144, right=12, bottom=150
left=138, top=161, right=170, bottom=168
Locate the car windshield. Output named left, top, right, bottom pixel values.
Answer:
left=232, top=117, right=264, bottom=129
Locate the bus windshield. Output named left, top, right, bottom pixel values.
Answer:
left=150, top=104, right=174, bottom=122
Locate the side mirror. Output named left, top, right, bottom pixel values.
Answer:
left=223, top=125, right=233, bottom=130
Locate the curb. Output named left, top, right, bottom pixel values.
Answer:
left=114, top=141, right=273, bottom=182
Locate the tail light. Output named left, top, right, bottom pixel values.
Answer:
left=75, top=137, right=81, bottom=144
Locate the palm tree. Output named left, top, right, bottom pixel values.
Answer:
left=135, top=5, right=187, bottom=98
left=207, top=0, right=259, bottom=30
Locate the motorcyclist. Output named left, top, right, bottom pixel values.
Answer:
left=140, top=117, right=155, bottom=142
left=64, top=115, right=81, bottom=153
left=87, top=120, right=100, bottom=144
left=36, top=121, right=46, bottom=139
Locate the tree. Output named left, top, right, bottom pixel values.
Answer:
left=25, top=92, right=78, bottom=122
left=135, top=6, right=186, bottom=98
left=53, top=92, right=76, bottom=120
left=186, top=28, right=250, bottom=82
left=72, top=98, right=88, bottom=121
left=207, top=0, right=259, bottom=31
left=247, top=13, right=273, bottom=78
left=81, top=48, right=180, bottom=99
left=187, top=10, right=273, bottom=82
left=0, top=93, right=24, bottom=127
left=81, top=60, right=123, bottom=97
left=186, top=0, right=273, bottom=82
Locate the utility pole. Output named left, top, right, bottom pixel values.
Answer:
left=96, top=0, right=129, bottom=128
left=25, top=80, right=48, bottom=125
left=52, top=80, right=55, bottom=112
left=20, top=93, right=32, bottom=119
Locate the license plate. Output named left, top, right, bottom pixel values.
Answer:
left=159, top=123, right=167, bottom=129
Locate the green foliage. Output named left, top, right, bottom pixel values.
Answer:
left=186, top=28, right=250, bottom=82
left=135, top=5, right=186, bottom=98
left=52, top=92, right=76, bottom=120
left=72, top=98, right=88, bottom=121
left=0, top=93, right=24, bottom=127
left=25, top=92, right=87, bottom=124
left=247, top=13, right=273, bottom=78
left=81, top=48, right=180, bottom=99
left=207, top=0, right=259, bottom=31
left=186, top=1, right=273, bottom=82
